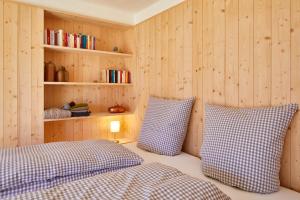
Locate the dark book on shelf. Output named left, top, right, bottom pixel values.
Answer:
left=114, top=70, right=118, bottom=83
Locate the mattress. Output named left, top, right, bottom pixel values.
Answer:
left=123, top=142, right=300, bottom=200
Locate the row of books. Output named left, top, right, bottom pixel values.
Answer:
left=100, top=70, right=131, bottom=84
left=44, top=29, right=96, bottom=50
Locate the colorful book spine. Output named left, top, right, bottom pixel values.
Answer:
left=69, top=33, right=74, bottom=48
left=74, top=33, right=77, bottom=48
left=50, top=30, right=55, bottom=45
left=115, top=70, right=119, bottom=83
left=44, top=29, right=96, bottom=50
left=77, top=34, right=81, bottom=49
left=87, top=35, right=90, bottom=49
left=92, top=36, right=94, bottom=50
left=111, top=70, right=115, bottom=83
left=64, top=32, right=68, bottom=47
left=81, top=35, right=86, bottom=49
left=57, top=29, right=63, bottom=46
left=106, top=70, right=110, bottom=83
left=103, top=69, right=131, bottom=84
left=122, top=71, right=126, bottom=83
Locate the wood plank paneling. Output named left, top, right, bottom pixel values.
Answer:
left=272, top=0, right=292, bottom=187
left=183, top=0, right=193, bottom=99
left=135, top=0, right=300, bottom=191
left=18, top=5, right=32, bottom=146
left=175, top=4, right=184, bottom=98
left=291, top=0, right=300, bottom=191
left=1, top=2, right=44, bottom=148
left=3, top=2, right=18, bottom=147
left=254, top=0, right=272, bottom=106
left=0, top=0, right=3, bottom=147
left=184, top=0, right=203, bottom=154
left=239, top=0, right=254, bottom=107
left=31, top=7, right=44, bottom=145
left=168, top=7, right=176, bottom=98
left=225, top=0, right=239, bottom=106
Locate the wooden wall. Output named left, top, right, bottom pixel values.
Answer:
left=134, top=0, right=300, bottom=191
left=0, top=1, right=44, bottom=147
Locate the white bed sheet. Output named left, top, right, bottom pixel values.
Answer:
left=123, top=142, right=300, bottom=200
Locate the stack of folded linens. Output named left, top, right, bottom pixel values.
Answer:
left=44, top=108, right=72, bottom=119
left=70, top=103, right=90, bottom=117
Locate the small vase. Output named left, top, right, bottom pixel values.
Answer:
left=56, top=66, right=67, bottom=82
left=44, top=61, right=56, bottom=81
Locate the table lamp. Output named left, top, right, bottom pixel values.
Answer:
left=110, top=120, right=120, bottom=143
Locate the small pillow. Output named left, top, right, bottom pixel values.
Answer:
left=137, top=96, right=194, bottom=156
left=200, top=104, right=298, bottom=194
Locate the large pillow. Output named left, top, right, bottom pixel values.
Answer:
left=137, top=96, right=194, bottom=156
left=200, top=104, right=298, bottom=194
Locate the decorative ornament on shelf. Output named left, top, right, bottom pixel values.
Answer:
left=113, top=46, right=119, bottom=52
left=108, top=105, right=126, bottom=113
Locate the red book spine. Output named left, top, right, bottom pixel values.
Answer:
left=64, top=32, right=68, bottom=47
left=74, top=33, right=77, bottom=48
left=128, top=71, right=131, bottom=83
left=47, top=29, right=50, bottom=45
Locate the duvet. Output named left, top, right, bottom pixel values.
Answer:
left=8, top=163, right=230, bottom=200
left=0, top=140, right=143, bottom=198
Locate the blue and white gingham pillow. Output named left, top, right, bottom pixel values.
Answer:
left=200, top=104, right=298, bottom=194
left=137, top=97, right=194, bottom=156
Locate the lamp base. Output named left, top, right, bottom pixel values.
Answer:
left=113, top=139, right=119, bottom=144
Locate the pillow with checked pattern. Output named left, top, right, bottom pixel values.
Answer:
left=200, top=104, right=298, bottom=194
left=137, top=96, right=194, bottom=156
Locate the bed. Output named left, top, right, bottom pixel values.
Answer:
left=123, top=142, right=300, bottom=200
left=2, top=99, right=299, bottom=199
left=3, top=141, right=300, bottom=199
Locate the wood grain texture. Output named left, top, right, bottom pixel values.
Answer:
left=134, top=0, right=300, bottom=191
left=1, top=2, right=44, bottom=147
left=225, top=0, right=239, bottom=106
left=31, top=7, right=44, bottom=145
left=272, top=0, right=292, bottom=187
left=254, top=0, right=272, bottom=106
left=239, top=0, right=254, bottom=107
left=18, top=5, right=32, bottom=146
left=291, top=0, right=300, bottom=191
left=3, top=1, right=18, bottom=147
left=0, top=0, right=3, bottom=147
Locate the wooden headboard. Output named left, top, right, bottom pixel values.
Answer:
left=133, top=0, right=300, bottom=192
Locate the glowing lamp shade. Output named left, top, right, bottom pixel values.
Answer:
left=110, top=121, right=120, bottom=133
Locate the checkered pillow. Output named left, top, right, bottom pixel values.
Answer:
left=137, top=97, right=194, bottom=156
left=200, top=104, right=298, bottom=194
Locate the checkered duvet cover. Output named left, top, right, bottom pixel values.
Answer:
left=8, top=163, right=231, bottom=200
left=0, top=140, right=143, bottom=198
